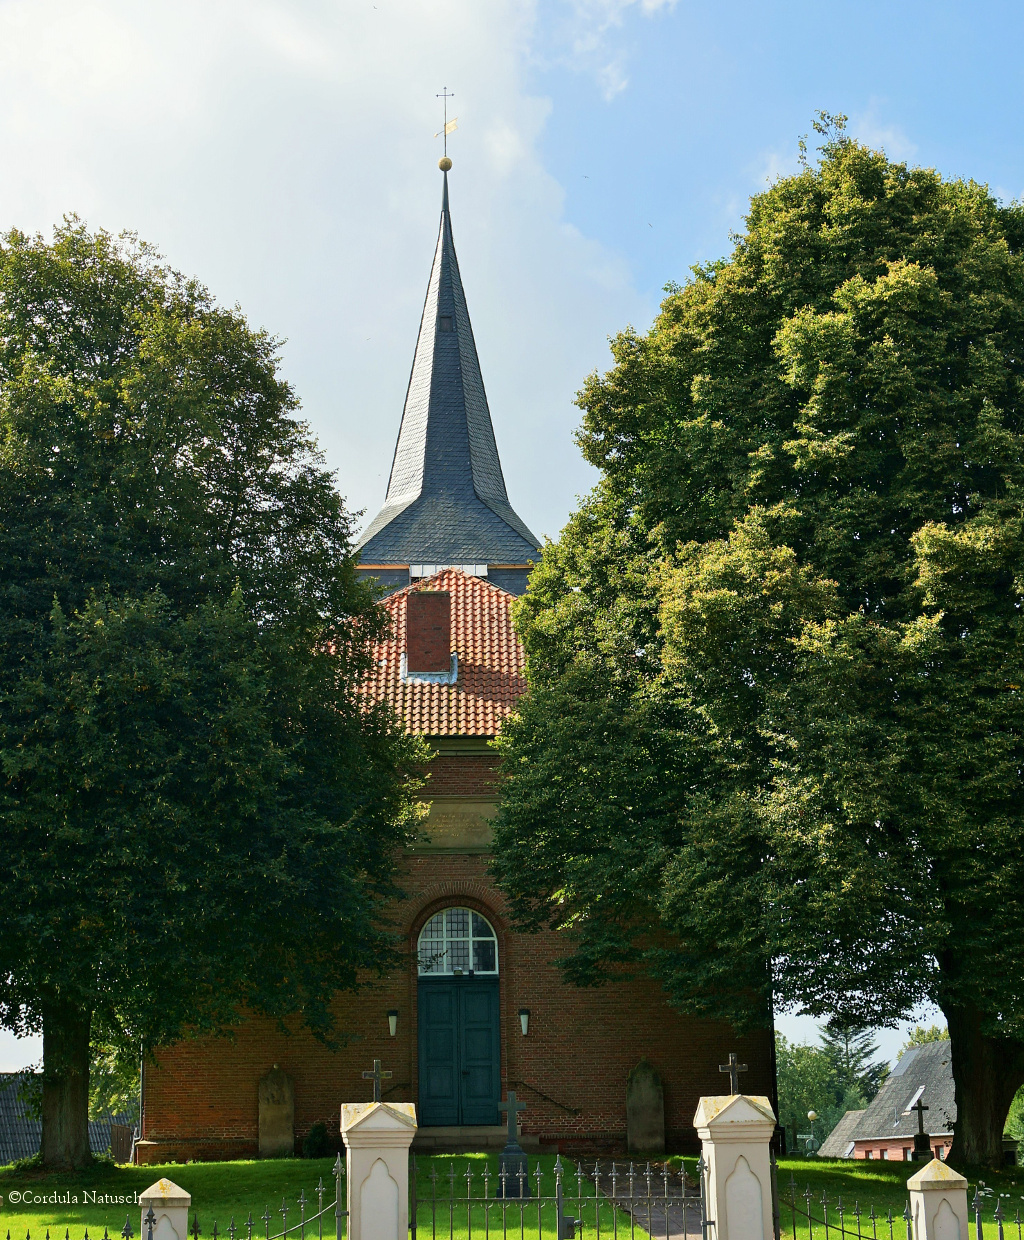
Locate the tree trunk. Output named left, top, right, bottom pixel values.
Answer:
left=40, top=1002, right=93, bottom=1169
left=945, top=1000, right=1024, bottom=1168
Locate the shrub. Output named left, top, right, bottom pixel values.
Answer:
left=302, top=1123, right=330, bottom=1159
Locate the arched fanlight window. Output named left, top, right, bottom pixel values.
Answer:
left=417, top=907, right=498, bottom=976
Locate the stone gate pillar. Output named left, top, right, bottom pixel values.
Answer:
left=341, top=1102, right=417, bottom=1240
left=908, top=1159, right=969, bottom=1240
left=139, top=1178, right=191, bottom=1240
left=693, top=1094, right=777, bottom=1240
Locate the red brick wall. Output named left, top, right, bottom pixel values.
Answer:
left=426, top=754, right=499, bottom=796
left=853, top=1138, right=951, bottom=1161
left=140, top=752, right=774, bottom=1162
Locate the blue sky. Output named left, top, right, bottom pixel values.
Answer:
left=534, top=0, right=1024, bottom=303
left=0, top=0, right=1017, bottom=1069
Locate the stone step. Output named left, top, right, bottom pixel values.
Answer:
left=412, top=1125, right=542, bottom=1153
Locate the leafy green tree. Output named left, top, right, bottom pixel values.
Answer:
left=491, top=118, right=1024, bottom=1166
left=774, top=1031, right=880, bottom=1154
left=0, top=221, right=425, bottom=1169
left=88, top=1037, right=140, bottom=1126
left=775, top=1034, right=837, bottom=1154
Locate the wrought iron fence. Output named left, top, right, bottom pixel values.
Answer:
left=776, top=1167, right=1024, bottom=1239
left=779, top=1171, right=913, bottom=1239
left=177, top=1156, right=346, bottom=1240
left=969, top=1185, right=1024, bottom=1240
left=409, top=1155, right=714, bottom=1240
left=12, top=1154, right=1024, bottom=1240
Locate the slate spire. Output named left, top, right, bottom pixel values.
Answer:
left=357, top=171, right=539, bottom=566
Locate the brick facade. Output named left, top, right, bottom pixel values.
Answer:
left=140, top=793, right=772, bottom=1161
left=139, top=573, right=775, bottom=1161
left=853, top=1138, right=952, bottom=1161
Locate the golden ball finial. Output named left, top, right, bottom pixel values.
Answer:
left=438, top=156, right=452, bottom=172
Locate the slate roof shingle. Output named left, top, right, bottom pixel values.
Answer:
left=0, top=1073, right=132, bottom=1165
left=816, top=1041, right=956, bottom=1157
left=818, top=1108, right=867, bottom=1159
left=357, top=174, right=538, bottom=566
left=365, top=569, right=525, bottom=736
left=851, top=1040, right=956, bottom=1141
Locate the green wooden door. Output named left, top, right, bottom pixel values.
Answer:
left=418, top=979, right=500, bottom=1126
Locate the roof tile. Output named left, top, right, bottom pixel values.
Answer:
left=364, top=569, right=525, bottom=736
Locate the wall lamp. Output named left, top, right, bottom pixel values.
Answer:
left=518, top=1008, right=530, bottom=1036
left=388, top=1010, right=399, bottom=1037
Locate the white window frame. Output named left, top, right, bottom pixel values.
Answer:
left=417, top=907, right=499, bottom=977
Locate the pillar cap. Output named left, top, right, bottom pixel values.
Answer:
left=694, top=1094, right=777, bottom=1129
left=907, top=1159, right=968, bottom=1191
left=341, top=1101, right=417, bottom=1132
left=139, top=1179, right=191, bottom=1207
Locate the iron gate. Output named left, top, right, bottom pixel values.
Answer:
left=409, top=1155, right=714, bottom=1240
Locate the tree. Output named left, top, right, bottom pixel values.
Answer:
left=0, top=221, right=425, bottom=1169
left=491, top=118, right=1024, bottom=1166
left=774, top=1031, right=881, bottom=1154
left=820, top=1021, right=889, bottom=1099
left=88, top=1037, right=140, bottom=1126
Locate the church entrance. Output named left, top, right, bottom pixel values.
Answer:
left=416, top=908, right=500, bottom=1126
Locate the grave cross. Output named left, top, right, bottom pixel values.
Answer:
left=909, top=1096, right=929, bottom=1135
left=719, top=1052, right=748, bottom=1095
left=498, top=1091, right=527, bottom=1143
left=362, top=1058, right=392, bottom=1103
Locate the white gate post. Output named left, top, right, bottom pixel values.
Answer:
left=139, top=1178, right=191, bottom=1240
left=693, top=1094, right=777, bottom=1240
left=907, top=1159, right=969, bottom=1240
left=341, top=1102, right=418, bottom=1240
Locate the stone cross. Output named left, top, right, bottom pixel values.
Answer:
left=497, top=1092, right=530, bottom=1200
left=719, top=1052, right=748, bottom=1095
left=362, top=1058, right=392, bottom=1103
left=498, top=1090, right=526, bottom=1142
left=909, top=1096, right=930, bottom=1134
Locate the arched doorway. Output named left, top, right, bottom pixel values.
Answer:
left=417, top=907, right=500, bottom=1126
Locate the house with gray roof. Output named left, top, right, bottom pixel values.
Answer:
left=818, top=1106, right=867, bottom=1159
left=0, top=1073, right=132, bottom=1165
left=355, top=171, right=540, bottom=597
left=818, top=1041, right=955, bottom=1162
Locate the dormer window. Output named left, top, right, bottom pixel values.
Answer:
left=439, top=315, right=453, bottom=333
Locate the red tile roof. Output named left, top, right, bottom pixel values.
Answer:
left=365, top=569, right=526, bottom=736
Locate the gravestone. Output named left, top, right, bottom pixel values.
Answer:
left=626, top=1058, right=665, bottom=1154
left=497, top=1092, right=530, bottom=1199
left=259, top=1064, right=295, bottom=1158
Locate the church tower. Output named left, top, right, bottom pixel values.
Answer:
left=356, top=171, right=539, bottom=596
left=136, top=167, right=777, bottom=1165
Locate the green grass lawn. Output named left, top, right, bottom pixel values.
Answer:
left=713, top=1156, right=1024, bottom=1237
left=0, top=1155, right=606, bottom=1240
left=2, top=1154, right=1024, bottom=1240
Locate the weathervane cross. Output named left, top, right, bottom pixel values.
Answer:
left=719, top=1052, right=748, bottom=1095
left=362, top=1058, right=392, bottom=1103
left=435, top=87, right=457, bottom=156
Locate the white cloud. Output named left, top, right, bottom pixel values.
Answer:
left=754, top=147, right=804, bottom=187
left=0, top=0, right=653, bottom=542
left=851, top=100, right=918, bottom=163
left=534, top=0, right=678, bottom=101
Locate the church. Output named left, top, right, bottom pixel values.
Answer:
left=136, top=165, right=773, bottom=1162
